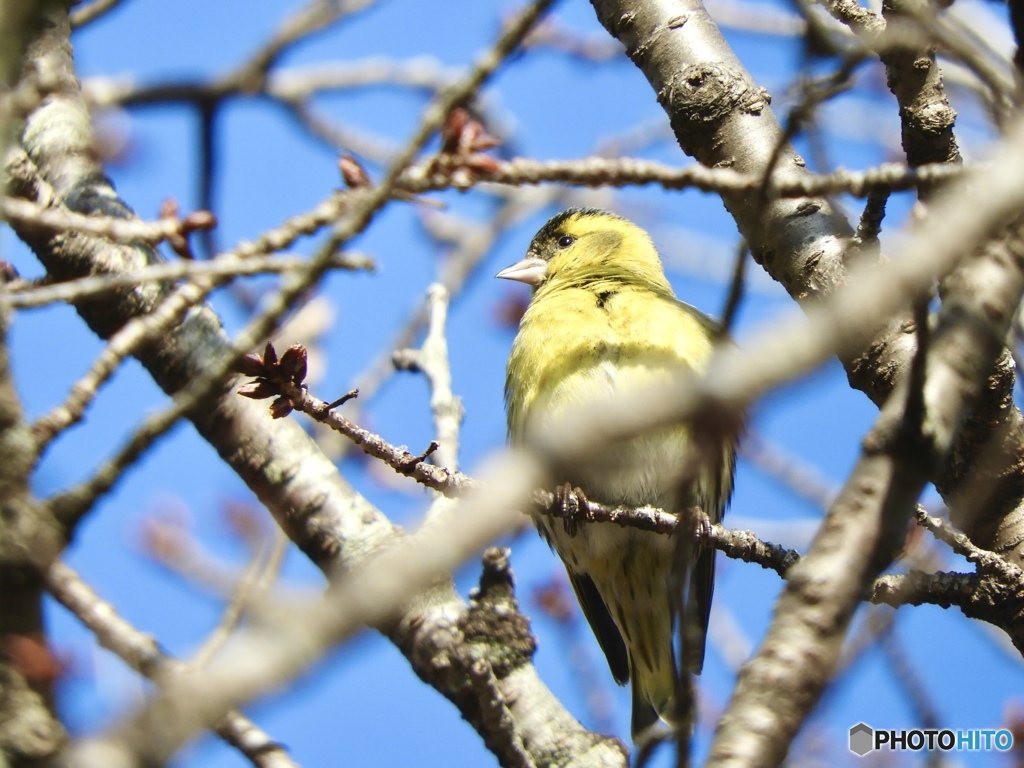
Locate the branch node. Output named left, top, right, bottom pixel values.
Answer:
left=326, top=389, right=359, bottom=410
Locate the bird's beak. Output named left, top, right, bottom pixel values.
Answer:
left=496, top=253, right=548, bottom=286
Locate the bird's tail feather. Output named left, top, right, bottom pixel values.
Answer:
left=630, top=544, right=715, bottom=743
left=630, top=661, right=664, bottom=743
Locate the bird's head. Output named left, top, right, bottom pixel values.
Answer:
left=496, top=208, right=671, bottom=292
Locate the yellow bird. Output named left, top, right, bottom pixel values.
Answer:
left=499, top=208, right=735, bottom=742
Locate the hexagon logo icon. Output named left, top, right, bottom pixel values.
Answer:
left=849, top=723, right=874, bottom=756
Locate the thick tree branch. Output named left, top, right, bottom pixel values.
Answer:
left=0, top=309, right=66, bottom=766
left=703, top=181, right=1024, bottom=768
left=0, top=2, right=72, bottom=761
left=876, top=0, right=961, bottom=176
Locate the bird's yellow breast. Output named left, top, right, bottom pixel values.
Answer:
left=505, top=281, right=715, bottom=446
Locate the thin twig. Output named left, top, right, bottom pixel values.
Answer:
left=915, top=508, right=1023, bottom=581
left=191, top=532, right=290, bottom=669
left=69, top=0, right=127, bottom=28
left=281, top=382, right=473, bottom=495
left=393, top=284, right=464, bottom=473
left=717, top=239, right=748, bottom=338
left=5, top=252, right=374, bottom=310
left=398, top=155, right=968, bottom=199
left=0, top=195, right=216, bottom=246
left=45, top=561, right=300, bottom=768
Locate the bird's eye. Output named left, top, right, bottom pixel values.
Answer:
left=557, top=235, right=575, bottom=248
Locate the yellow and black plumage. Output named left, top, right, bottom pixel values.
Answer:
left=499, top=208, right=735, bottom=741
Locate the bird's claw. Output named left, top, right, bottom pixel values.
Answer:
left=690, top=505, right=713, bottom=545
left=555, top=483, right=589, bottom=538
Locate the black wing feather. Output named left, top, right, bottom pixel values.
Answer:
left=684, top=442, right=735, bottom=673
left=684, top=547, right=715, bottom=673
left=566, top=569, right=629, bottom=685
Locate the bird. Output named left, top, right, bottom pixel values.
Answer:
left=498, top=208, right=735, bottom=742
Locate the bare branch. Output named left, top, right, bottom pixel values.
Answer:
left=393, top=284, right=464, bottom=472
left=44, top=561, right=299, bottom=768
left=68, top=0, right=127, bottom=29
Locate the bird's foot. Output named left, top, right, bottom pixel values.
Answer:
left=554, top=483, right=589, bottom=538
left=689, top=505, right=713, bottom=546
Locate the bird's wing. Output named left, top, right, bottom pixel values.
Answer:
left=684, top=546, right=715, bottom=674
left=566, top=568, right=630, bottom=685
left=685, top=440, right=736, bottom=673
